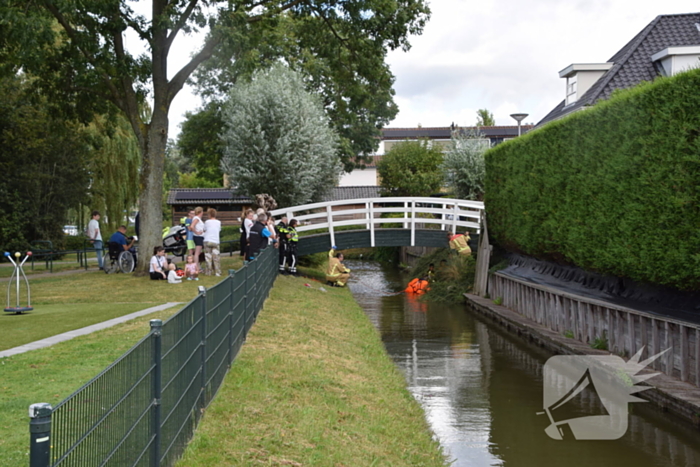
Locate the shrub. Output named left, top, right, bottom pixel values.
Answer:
left=485, top=68, right=700, bottom=290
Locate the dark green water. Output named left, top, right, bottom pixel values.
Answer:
left=346, top=260, right=700, bottom=467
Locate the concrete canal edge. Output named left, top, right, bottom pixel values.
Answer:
left=464, top=293, right=700, bottom=428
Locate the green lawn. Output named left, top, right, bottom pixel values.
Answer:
left=177, top=274, right=446, bottom=466
left=0, top=254, right=445, bottom=466
left=0, top=255, right=244, bottom=350
left=0, top=305, right=183, bottom=466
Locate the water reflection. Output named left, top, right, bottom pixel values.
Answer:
left=346, top=260, right=700, bottom=467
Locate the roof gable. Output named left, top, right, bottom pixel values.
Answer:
left=538, top=12, right=700, bottom=126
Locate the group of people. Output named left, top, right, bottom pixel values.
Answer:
left=239, top=209, right=300, bottom=276
left=148, top=246, right=201, bottom=283
left=151, top=207, right=223, bottom=281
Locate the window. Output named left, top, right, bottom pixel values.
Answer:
left=566, top=76, right=577, bottom=105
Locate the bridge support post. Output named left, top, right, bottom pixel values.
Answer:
left=326, top=205, right=336, bottom=247
left=369, top=202, right=375, bottom=247
left=410, top=201, right=416, bottom=246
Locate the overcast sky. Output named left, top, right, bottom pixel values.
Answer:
left=166, top=0, right=700, bottom=135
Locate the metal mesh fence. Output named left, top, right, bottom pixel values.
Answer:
left=39, top=246, right=278, bottom=467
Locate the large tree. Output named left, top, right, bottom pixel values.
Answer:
left=377, top=140, right=444, bottom=197
left=221, top=64, right=341, bottom=207
left=2, top=1, right=429, bottom=273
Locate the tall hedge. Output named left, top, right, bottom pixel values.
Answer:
left=485, top=68, right=700, bottom=290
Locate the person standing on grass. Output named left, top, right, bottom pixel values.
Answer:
left=87, top=210, right=103, bottom=270
left=276, top=216, right=289, bottom=273
left=203, top=208, right=222, bottom=276
left=183, top=210, right=195, bottom=257
left=149, top=246, right=167, bottom=280
left=286, top=219, right=299, bottom=275
left=242, top=209, right=254, bottom=260
left=246, top=213, right=275, bottom=262
left=190, top=206, right=205, bottom=272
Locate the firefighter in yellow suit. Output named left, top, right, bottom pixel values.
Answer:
left=326, top=246, right=351, bottom=287
left=448, top=231, right=472, bottom=256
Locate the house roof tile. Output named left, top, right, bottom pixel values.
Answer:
left=167, top=188, right=252, bottom=205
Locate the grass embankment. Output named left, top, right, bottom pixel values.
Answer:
left=0, top=255, right=244, bottom=350
left=177, top=274, right=446, bottom=466
left=0, top=304, right=183, bottom=465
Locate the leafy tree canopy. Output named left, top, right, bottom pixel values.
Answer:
left=0, top=74, right=90, bottom=251
left=221, top=64, right=341, bottom=207
left=177, top=101, right=225, bottom=185
left=476, top=108, right=495, bottom=127
left=190, top=4, right=430, bottom=171
left=377, top=140, right=444, bottom=197
left=1, top=0, right=429, bottom=272
left=443, top=129, right=489, bottom=200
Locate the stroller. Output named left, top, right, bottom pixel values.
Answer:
left=162, top=224, right=188, bottom=258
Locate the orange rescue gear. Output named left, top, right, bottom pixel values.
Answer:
left=404, top=278, right=430, bottom=294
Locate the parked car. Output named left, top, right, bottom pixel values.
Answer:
left=63, top=225, right=79, bottom=236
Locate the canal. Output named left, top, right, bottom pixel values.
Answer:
left=346, top=260, right=700, bottom=467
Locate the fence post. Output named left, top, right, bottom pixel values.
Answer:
left=198, top=287, right=207, bottom=409
left=150, top=319, right=163, bottom=467
left=228, top=271, right=235, bottom=367
left=29, top=402, right=52, bottom=467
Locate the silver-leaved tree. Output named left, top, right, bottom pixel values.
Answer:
left=443, top=129, right=490, bottom=201
left=221, top=65, right=341, bottom=208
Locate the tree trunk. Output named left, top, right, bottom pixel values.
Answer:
left=135, top=110, right=168, bottom=275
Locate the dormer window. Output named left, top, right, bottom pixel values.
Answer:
left=651, top=46, right=700, bottom=77
left=559, top=63, right=614, bottom=106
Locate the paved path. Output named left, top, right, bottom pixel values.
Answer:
left=0, top=302, right=182, bottom=358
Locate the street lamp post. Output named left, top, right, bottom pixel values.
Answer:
left=510, top=113, right=529, bottom=137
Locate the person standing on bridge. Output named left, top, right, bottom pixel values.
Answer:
left=326, top=247, right=351, bottom=287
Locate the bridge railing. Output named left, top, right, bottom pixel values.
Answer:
left=270, top=197, right=484, bottom=248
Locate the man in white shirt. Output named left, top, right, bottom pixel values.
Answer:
left=87, top=210, right=103, bottom=270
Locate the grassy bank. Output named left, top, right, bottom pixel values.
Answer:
left=177, top=274, right=446, bottom=466
left=0, top=255, right=244, bottom=350
left=0, top=304, right=183, bottom=465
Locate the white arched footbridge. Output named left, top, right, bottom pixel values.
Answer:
left=269, top=197, right=485, bottom=256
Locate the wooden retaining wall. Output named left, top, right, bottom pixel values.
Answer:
left=488, top=272, right=700, bottom=387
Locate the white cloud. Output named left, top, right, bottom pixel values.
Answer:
left=163, top=0, right=700, bottom=134
left=386, top=0, right=700, bottom=127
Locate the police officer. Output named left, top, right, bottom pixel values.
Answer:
left=276, top=216, right=289, bottom=273
left=286, top=219, right=299, bottom=275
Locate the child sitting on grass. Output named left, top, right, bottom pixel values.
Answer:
left=184, top=255, right=200, bottom=281
left=167, top=263, right=182, bottom=284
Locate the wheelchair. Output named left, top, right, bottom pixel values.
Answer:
left=103, top=242, right=137, bottom=274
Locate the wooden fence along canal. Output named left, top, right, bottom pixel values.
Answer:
left=488, top=273, right=700, bottom=387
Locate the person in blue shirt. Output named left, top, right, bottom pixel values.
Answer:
left=109, top=225, right=136, bottom=258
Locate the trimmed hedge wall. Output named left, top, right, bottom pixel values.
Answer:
left=485, top=68, right=700, bottom=290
